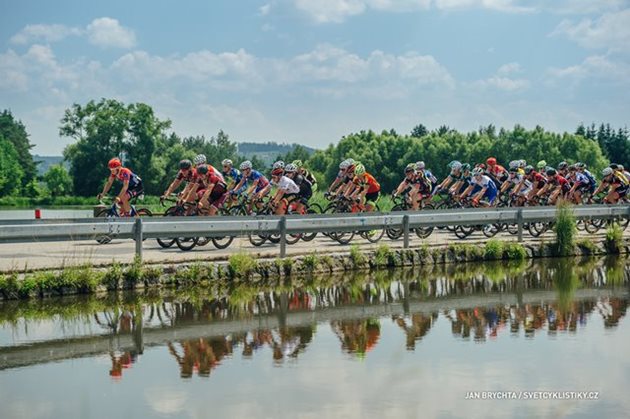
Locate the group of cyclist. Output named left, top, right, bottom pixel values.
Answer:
left=99, top=153, right=630, bottom=218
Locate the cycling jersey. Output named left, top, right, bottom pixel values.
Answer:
left=176, top=168, right=197, bottom=183
left=470, top=175, right=497, bottom=203
left=353, top=173, right=381, bottom=194
left=292, top=174, right=313, bottom=199
left=549, top=174, right=571, bottom=193
left=422, top=169, right=438, bottom=185
left=527, top=171, right=547, bottom=189
left=573, top=172, right=589, bottom=186
left=111, top=168, right=142, bottom=189
left=197, top=173, right=227, bottom=195
left=246, top=170, right=270, bottom=191
left=273, top=175, right=300, bottom=195
left=222, top=167, right=242, bottom=185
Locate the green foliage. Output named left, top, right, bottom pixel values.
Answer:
left=0, top=136, right=24, bottom=196
left=43, top=164, right=73, bottom=197
left=554, top=202, right=576, bottom=256
left=374, top=244, right=392, bottom=267
left=0, top=110, right=37, bottom=189
left=175, top=263, right=209, bottom=285
left=484, top=240, right=504, bottom=260
left=228, top=253, right=257, bottom=278
left=503, top=243, right=526, bottom=260
left=302, top=252, right=320, bottom=271
left=605, top=223, right=623, bottom=253
left=103, top=262, right=124, bottom=290
left=576, top=239, right=599, bottom=255
left=320, top=255, right=334, bottom=271
left=579, top=123, right=630, bottom=169
left=349, top=245, right=367, bottom=267
left=123, top=256, right=144, bottom=285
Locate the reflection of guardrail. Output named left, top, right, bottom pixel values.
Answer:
left=0, top=288, right=626, bottom=371
left=0, top=205, right=628, bottom=259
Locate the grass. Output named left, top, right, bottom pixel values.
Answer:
left=302, top=252, right=320, bottom=271
left=554, top=201, right=576, bottom=256
left=605, top=222, right=623, bottom=253
left=576, top=239, right=599, bottom=255
left=228, top=252, right=257, bottom=278
left=349, top=244, right=367, bottom=267
left=484, top=240, right=504, bottom=260
left=374, top=244, right=392, bottom=267
left=503, top=243, right=527, bottom=260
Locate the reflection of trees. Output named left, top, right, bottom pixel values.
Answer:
left=392, top=313, right=437, bottom=350
left=331, top=319, right=381, bottom=357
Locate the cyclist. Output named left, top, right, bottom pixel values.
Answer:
left=566, top=165, right=592, bottom=204
left=415, top=161, right=438, bottom=192
left=523, top=165, right=547, bottom=202
left=575, top=162, right=597, bottom=196
left=221, top=159, right=246, bottom=205
left=557, top=161, right=569, bottom=178
left=485, top=157, right=508, bottom=189
left=538, top=168, right=570, bottom=205
left=233, top=161, right=270, bottom=211
left=452, top=163, right=472, bottom=196
left=349, top=164, right=380, bottom=212
left=259, top=167, right=301, bottom=215
left=161, top=159, right=195, bottom=201
left=97, top=158, right=143, bottom=216
left=459, top=167, right=498, bottom=206
left=194, top=154, right=224, bottom=182
left=329, top=159, right=355, bottom=194
left=196, top=164, right=229, bottom=216
left=594, top=166, right=628, bottom=204
left=434, top=160, right=462, bottom=197
left=393, top=163, right=422, bottom=210
left=284, top=163, right=312, bottom=214
left=500, top=167, right=532, bottom=206
left=292, top=160, right=318, bottom=192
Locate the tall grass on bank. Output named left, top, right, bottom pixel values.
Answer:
left=554, top=201, right=576, bottom=256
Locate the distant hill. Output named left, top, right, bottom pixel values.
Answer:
left=34, top=155, right=68, bottom=176
left=237, top=142, right=316, bottom=165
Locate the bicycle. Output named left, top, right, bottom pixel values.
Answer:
left=95, top=196, right=152, bottom=244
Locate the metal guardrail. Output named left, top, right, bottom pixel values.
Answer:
left=0, top=205, right=629, bottom=260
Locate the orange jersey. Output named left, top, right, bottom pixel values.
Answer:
left=353, top=173, right=380, bottom=194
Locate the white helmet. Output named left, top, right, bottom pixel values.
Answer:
left=416, top=161, right=425, bottom=170
left=602, top=167, right=613, bottom=176
left=346, top=158, right=355, bottom=165
left=222, top=159, right=233, bottom=167
left=339, top=160, right=351, bottom=170
left=472, top=167, right=484, bottom=176
left=508, top=160, right=518, bottom=169
left=518, top=159, right=526, bottom=168
left=193, top=154, right=206, bottom=165
left=272, top=160, right=285, bottom=170
left=239, top=160, right=252, bottom=170
left=285, top=163, right=297, bottom=173
left=450, top=161, right=462, bottom=171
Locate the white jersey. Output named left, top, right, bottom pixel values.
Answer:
left=509, top=174, right=532, bottom=189
left=471, top=175, right=494, bottom=189
left=273, top=176, right=300, bottom=194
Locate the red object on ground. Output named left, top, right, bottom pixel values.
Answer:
left=35, top=209, right=41, bottom=219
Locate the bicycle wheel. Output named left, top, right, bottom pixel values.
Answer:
left=249, top=233, right=268, bottom=247
left=95, top=208, right=115, bottom=244
left=157, top=206, right=178, bottom=248
left=196, top=237, right=212, bottom=246
left=309, top=203, right=324, bottom=214
left=386, top=204, right=405, bottom=240
left=333, top=231, right=355, bottom=245
left=136, top=208, right=152, bottom=217
left=482, top=223, right=500, bottom=238
left=454, top=225, right=474, bottom=239
left=301, top=208, right=318, bottom=242
left=176, top=237, right=198, bottom=251
left=584, top=219, right=602, bottom=234
left=212, top=236, right=234, bottom=249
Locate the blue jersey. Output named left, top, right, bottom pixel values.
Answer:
left=246, top=170, right=270, bottom=190
left=223, top=167, right=242, bottom=185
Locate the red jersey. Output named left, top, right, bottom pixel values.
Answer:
left=176, top=168, right=197, bottom=182
left=110, top=167, right=141, bottom=188
left=197, top=172, right=227, bottom=194
left=353, top=173, right=380, bottom=194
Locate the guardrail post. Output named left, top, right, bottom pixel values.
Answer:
left=403, top=214, right=410, bottom=249
left=134, top=218, right=143, bottom=262
left=517, top=208, right=523, bottom=243
left=279, top=216, right=287, bottom=258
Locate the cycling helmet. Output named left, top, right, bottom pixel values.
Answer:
left=271, top=168, right=284, bottom=176
left=620, top=164, right=625, bottom=171
left=518, top=160, right=526, bottom=168
left=568, top=164, right=577, bottom=171
left=524, top=165, right=534, bottom=174
left=179, top=159, right=192, bottom=170
left=108, top=158, right=122, bottom=169
left=292, top=160, right=303, bottom=168
left=508, top=160, right=518, bottom=169
left=558, top=161, right=568, bottom=170
left=193, top=154, right=206, bottom=165
left=609, top=163, right=619, bottom=170
left=346, top=158, right=355, bottom=165
left=196, top=164, right=209, bottom=175
left=354, top=164, right=366, bottom=176
left=285, top=163, right=297, bottom=173
left=239, top=160, right=252, bottom=171
left=405, top=163, right=416, bottom=173
left=461, top=163, right=471, bottom=172
left=272, top=160, right=285, bottom=170
left=575, top=162, right=586, bottom=169
left=477, top=163, right=486, bottom=170
left=602, top=167, right=613, bottom=176
left=416, top=161, right=425, bottom=170
left=546, top=168, right=557, bottom=177
left=486, top=157, right=497, bottom=166
left=221, top=159, right=233, bottom=167
left=508, top=167, right=518, bottom=173
left=449, top=160, right=462, bottom=170
left=472, top=167, right=484, bottom=176
left=536, top=160, right=547, bottom=170
left=339, top=160, right=351, bottom=170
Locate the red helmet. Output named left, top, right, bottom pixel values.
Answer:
left=108, top=158, right=122, bottom=169
left=271, top=168, right=284, bottom=176
left=486, top=157, right=496, bottom=166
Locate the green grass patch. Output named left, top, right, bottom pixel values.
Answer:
left=576, top=239, right=599, bottom=255
left=484, top=239, right=504, bottom=260
left=503, top=243, right=526, bottom=260
left=554, top=201, right=576, bottom=256
left=302, top=252, right=320, bottom=271
left=228, top=253, right=257, bottom=278
left=605, top=222, right=623, bottom=253
left=349, top=245, right=367, bottom=267
left=374, top=244, right=392, bottom=267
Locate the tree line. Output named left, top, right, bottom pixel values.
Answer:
left=0, top=99, right=628, bottom=199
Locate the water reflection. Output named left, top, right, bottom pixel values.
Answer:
left=0, top=257, right=628, bottom=380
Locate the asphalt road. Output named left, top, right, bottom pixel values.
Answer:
left=0, top=227, right=616, bottom=272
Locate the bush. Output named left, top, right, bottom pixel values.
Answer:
left=554, top=201, right=576, bottom=256
left=374, top=244, right=392, bottom=267
left=484, top=240, right=504, bottom=260
left=302, top=252, right=319, bottom=271
left=228, top=253, right=257, bottom=278
left=103, top=262, right=124, bottom=290
left=503, top=243, right=526, bottom=260
left=124, top=256, right=144, bottom=286
left=605, top=223, right=623, bottom=253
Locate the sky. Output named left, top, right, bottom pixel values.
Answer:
left=1, top=0, right=629, bottom=155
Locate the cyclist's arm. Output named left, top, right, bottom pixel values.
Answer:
left=449, top=180, right=462, bottom=195
left=164, top=178, right=183, bottom=197
left=246, top=179, right=260, bottom=196
left=473, top=186, right=487, bottom=202
left=273, top=188, right=285, bottom=205
left=117, top=179, right=129, bottom=202
left=459, top=184, right=474, bottom=200
left=199, top=183, right=216, bottom=205
left=99, top=176, right=114, bottom=198
left=536, top=183, right=549, bottom=197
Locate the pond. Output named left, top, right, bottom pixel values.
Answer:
left=0, top=258, right=628, bottom=418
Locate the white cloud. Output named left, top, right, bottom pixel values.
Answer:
left=497, top=62, right=522, bottom=75
left=434, top=0, right=534, bottom=13
left=551, top=9, right=630, bottom=52
left=260, top=3, right=272, bottom=15
left=472, top=62, right=529, bottom=91
left=86, top=17, right=136, bottom=49
left=548, top=55, right=630, bottom=83
left=10, top=24, right=82, bottom=45
left=294, top=0, right=368, bottom=23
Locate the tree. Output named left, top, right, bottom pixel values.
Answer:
left=276, top=145, right=313, bottom=166
left=0, top=110, right=37, bottom=189
left=43, top=164, right=73, bottom=197
left=0, top=136, right=24, bottom=196
left=410, top=124, right=428, bottom=138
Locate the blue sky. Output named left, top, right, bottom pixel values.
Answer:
left=1, top=0, right=629, bottom=154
